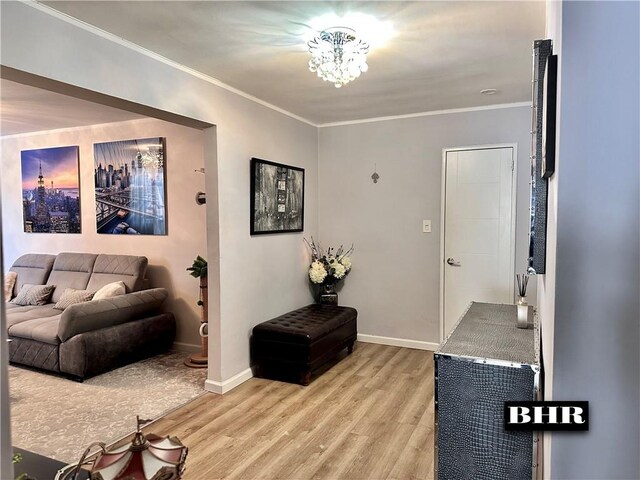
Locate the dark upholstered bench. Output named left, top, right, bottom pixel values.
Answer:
left=251, top=304, right=358, bottom=385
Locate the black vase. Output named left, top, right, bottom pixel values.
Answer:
left=319, top=282, right=338, bottom=305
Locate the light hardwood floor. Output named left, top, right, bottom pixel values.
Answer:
left=145, top=342, right=435, bottom=480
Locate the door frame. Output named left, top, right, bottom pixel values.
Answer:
left=439, top=143, right=518, bottom=343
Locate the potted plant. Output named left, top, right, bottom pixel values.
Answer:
left=185, top=256, right=208, bottom=368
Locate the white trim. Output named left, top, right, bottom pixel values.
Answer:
left=317, top=102, right=532, bottom=128
left=204, top=367, right=253, bottom=395
left=357, top=334, right=439, bottom=352
left=439, top=143, right=518, bottom=343
left=23, top=0, right=316, bottom=127
left=171, top=342, right=201, bottom=354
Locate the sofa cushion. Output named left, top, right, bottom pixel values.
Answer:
left=4, top=271, right=17, bottom=302
left=54, top=288, right=95, bottom=310
left=93, top=281, right=126, bottom=300
left=86, top=255, right=147, bottom=293
left=9, top=253, right=56, bottom=297
left=8, top=309, right=62, bottom=344
left=11, top=284, right=55, bottom=306
left=46, top=253, right=98, bottom=302
left=6, top=305, right=61, bottom=328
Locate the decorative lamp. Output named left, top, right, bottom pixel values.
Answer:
left=307, top=27, right=369, bottom=88
left=56, top=417, right=187, bottom=480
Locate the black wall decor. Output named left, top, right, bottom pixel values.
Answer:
left=542, top=54, right=558, bottom=179
left=250, top=157, right=304, bottom=235
left=528, top=39, right=553, bottom=275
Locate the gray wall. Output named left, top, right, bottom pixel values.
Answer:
left=0, top=1, right=319, bottom=384
left=546, top=1, right=639, bottom=478
left=319, top=106, right=534, bottom=344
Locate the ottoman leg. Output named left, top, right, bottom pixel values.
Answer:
left=347, top=341, right=355, bottom=354
left=300, top=371, right=311, bottom=386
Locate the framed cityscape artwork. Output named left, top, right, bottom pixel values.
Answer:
left=21, top=146, right=81, bottom=233
left=250, top=157, right=304, bottom=235
left=94, top=137, right=167, bottom=235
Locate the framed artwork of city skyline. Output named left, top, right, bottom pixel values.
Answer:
left=250, top=157, right=304, bottom=235
left=94, top=137, right=167, bottom=235
left=21, top=145, right=81, bottom=234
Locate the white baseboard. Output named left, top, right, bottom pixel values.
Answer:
left=205, top=367, right=253, bottom=395
left=172, top=342, right=200, bottom=353
left=357, top=334, right=440, bottom=352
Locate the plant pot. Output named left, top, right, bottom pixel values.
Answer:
left=185, top=277, right=208, bottom=368
left=516, top=297, right=528, bottom=329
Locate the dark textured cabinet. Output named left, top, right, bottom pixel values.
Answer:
left=434, top=302, right=541, bottom=480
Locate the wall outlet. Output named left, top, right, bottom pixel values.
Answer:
left=423, top=220, right=432, bottom=233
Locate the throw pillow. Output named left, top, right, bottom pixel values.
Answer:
left=92, top=281, right=126, bottom=300
left=11, top=284, right=55, bottom=306
left=4, top=271, right=17, bottom=302
left=54, top=288, right=95, bottom=310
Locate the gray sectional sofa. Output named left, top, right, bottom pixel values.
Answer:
left=5, top=252, right=176, bottom=380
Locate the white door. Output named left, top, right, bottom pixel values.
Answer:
left=443, top=147, right=515, bottom=338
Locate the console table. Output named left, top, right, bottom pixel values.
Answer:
left=434, top=302, right=541, bottom=480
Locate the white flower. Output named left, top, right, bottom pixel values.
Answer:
left=332, top=262, right=347, bottom=279
left=340, top=256, right=352, bottom=271
left=309, top=261, right=327, bottom=284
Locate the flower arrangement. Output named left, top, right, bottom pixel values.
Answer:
left=304, top=237, right=353, bottom=288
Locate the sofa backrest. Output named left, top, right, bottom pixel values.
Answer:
left=9, top=253, right=56, bottom=297
left=46, top=252, right=98, bottom=302
left=86, top=254, right=148, bottom=293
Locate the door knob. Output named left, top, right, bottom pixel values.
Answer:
left=446, top=258, right=461, bottom=266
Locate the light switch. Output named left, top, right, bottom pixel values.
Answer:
left=423, top=220, right=432, bottom=233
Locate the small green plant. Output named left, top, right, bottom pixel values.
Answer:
left=187, top=256, right=207, bottom=279
left=12, top=452, right=33, bottom=480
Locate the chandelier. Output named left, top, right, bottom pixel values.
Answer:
left=308, top=27, right=369, bottom=88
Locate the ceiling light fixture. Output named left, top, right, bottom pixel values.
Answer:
left=308, top=27, right=369, bottom=88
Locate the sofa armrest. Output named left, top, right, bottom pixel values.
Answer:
left=58, top=288, right=168, bottom=342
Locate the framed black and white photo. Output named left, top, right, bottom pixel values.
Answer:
left=250, top=157, right=304, bottom=235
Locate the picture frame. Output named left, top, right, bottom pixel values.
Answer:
left=93, top=137, right=167, bottom=235
left=250, top=157, right=305, bottom=235
left=20, top=145, right=82, bottom=234
left=542, top=54, right=558, bottom=179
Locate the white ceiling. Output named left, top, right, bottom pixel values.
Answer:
left=41, top=1, right=545, bottom=125
left=0, top=80, right=144, bottom=136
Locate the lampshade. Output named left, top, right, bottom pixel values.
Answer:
left=57, top=417, right=188, bottom=480
left=90, top=432, right=187, bottom=480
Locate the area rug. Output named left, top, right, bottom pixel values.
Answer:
left=9, top=352, right=207, bottom=464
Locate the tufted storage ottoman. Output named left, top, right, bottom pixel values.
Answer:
left=251, top=304, right=357, bottom=385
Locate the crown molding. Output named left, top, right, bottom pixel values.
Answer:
left=317, top=102, right=532, bottom=128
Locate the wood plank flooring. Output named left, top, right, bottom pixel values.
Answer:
left=143, top=342, right=435, bottom=480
